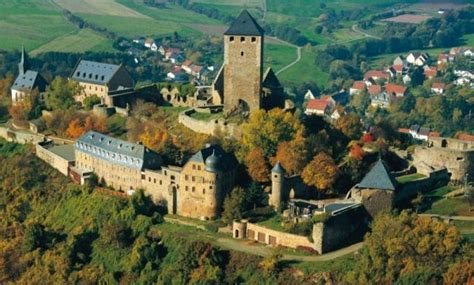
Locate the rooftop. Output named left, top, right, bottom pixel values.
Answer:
left=71, top=60, right=122, bottom=86
left=357, top=159, right=398, bottom=191
left=12, top=70, right=42, bottom=92
left=224, top=10, right=264, bottom=36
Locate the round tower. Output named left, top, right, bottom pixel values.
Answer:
left=205, top=150, right=223, bottom=218
left=271, top=161, right=286, bottom=212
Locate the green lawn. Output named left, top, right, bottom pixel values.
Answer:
left=426, top=197, right=472, bottom=216
left=292, top=254, right=357, bottom=275
left=264, top=44, right=298, bottom=73
left=396, top=173, right=426, bottom=184
left=188, top=111, right=223, bottom=121
left=256, top=215, right=286, bottom=232
left=461, top=33, right=474, bottom=46
left=277, top=48, right=330, bottom=87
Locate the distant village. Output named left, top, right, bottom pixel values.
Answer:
left=2, top=10, right=473, bottom=256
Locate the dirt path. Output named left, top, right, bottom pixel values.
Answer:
left=215, top=238, right=363, bottom=262
left=419, top=214, right=474, bottom=221
left=276, top=46, right=301, bottom=76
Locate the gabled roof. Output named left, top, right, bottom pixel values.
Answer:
left=432, top=82, right=445, bottom=89
left=307, top=98, right=331, bottom=111
left=357, top=159, right=397, bottom=191
left=262, top=68, right=282, bottom=89
left=12, top=70, right=45, bottom=92
left=368, top=85, right=382, bottom=95
left=364, top=70, right=390, bottom=80
left=224, top=10, right=264, bottom=36
left=76, top=131, right=161, bottom=170
left=71, top=60, right=122, bottom=86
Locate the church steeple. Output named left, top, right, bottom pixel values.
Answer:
left=18, top=46, right=30, bottom=75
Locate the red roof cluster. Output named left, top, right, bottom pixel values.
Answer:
left=392, top=65, right=404, bottom=72
left=424, top=67, right=437, bottom=78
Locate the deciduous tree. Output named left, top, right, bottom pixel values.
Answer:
left=302, top=152, right=338, bottom=192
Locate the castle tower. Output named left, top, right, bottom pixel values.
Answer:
left=18, top=46, right=30, bottom=75
left=223, top=10, right=264, bottom=114
left=271, top=161, right=286, bottom=212
left=204, top=150, right=224, bottom=217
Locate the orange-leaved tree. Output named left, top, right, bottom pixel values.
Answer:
left=302, top=152, right=338, bottom=192
left=245, top=147, right=271, bottom=183
left=274, top=132, right=308, bottom=175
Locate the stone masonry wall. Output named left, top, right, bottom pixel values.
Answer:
left=178, top=109, right=239, bottom=137
left=244, top=222, right=314, bottom=249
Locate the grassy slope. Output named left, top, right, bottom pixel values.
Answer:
left=0, top=0, right=77, bottom=51
left=278, top=48, right=330, bottom=87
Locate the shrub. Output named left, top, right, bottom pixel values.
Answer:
left=312, top=213, right=330, bottom=224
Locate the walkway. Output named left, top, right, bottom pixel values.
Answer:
left=216, top=238, right=363, bottom=262
left=419, top=214, right=474, bottom=221
left=351, top=24, right=381, bottom=40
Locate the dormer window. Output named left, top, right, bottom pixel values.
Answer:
left=95, top=75, right=98, bottom=80
left=83, top=72, right=86, bottom=78
left=101, top=75, right=105, bottom=81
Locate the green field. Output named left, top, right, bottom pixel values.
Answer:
left=0, top=0, right=76, bottom=51
left=31, top=29, right=114, bottom=55
left=278, top=48, right=330, bottom=87
left=461, top=33, right=474, bottom=46
left=264, top=44, right=298, bottom=72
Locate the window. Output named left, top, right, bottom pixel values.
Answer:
left=148, top=177, right=151, bottom=182
left=185, top=175, right=188, bottom=181
left=192, top=176, right=195, bottom=182
left=160, top=180, right=162, bottom=185
left=241, top=51, right=244, bottom=56
left=192, top=187, right=195, bottom=192
left=197, top=165, right=201, bottom=171
left=240, top=36, right=245, bottom=42
left=251, top=37, right=256, bottom=42
left=192, top=164, right=196, bottom=170
left=209, top=185, right=213, bottom=190
left=185, top=186, right=188, bottom=191
left=229, top=36, right=234, bottom=42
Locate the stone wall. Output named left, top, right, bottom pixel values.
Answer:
left=0, top=126, right=44, bottom=144
left=232, top=220, right=314, bottom=249
left=178, top=109, right=239, bottom=137
left=413, top=144, right=473, bottom=181
left=36, top=141, right=73, bottom=176
left=312, top=206, right=366, bottom=253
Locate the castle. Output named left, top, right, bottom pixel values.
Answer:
left=71, top=131, right=238, bottom=219
left=211, top=10, right=285, bottom=114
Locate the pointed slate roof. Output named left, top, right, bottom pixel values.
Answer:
left=272, top=161, right=285, bottom=174
left=357, top=159, right=398, bottom=191
left=19, top=46, right=30, bottom=75
left=224, top=10, right=264, bottom=36
left=262, top=68, right=282, bottom=89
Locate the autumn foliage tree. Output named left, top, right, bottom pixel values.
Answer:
left=334, top=113, right=363, bottom=140
left=274, top=133, right=308, bottom=175
left=302, top=152, right=339, bottom=193
left=348, top=211, right=472, bottom=284
left=245, top=148, right=271, bottom=183
left=66, top=115, right=108, bottom=139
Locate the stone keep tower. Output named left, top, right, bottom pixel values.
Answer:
left=223, top=10, right=264, bottom=114
left=271, top=162, right=286, bottom=212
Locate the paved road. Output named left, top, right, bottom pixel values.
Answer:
left=215, top=238, right=363, bottom=262
left=351, top=24, right=381, bottom=40
left=276, top=46, right=302, bottom=76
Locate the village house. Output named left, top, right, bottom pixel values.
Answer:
left=144, top=38, right=158, bottom=51
left=350, top=81, right=366, bottom=95
left=385, top=83, right=406, bottom=97
left=368, top=84, right=382, bottom=97
left=431, top=82, right=446, bottom=95
left=424, top=67, right=438, bottom=79
left=393, top=55, right=407, bottom=67
left=437, top=53, right=451, bottom=65
left=406, top=52, right=428, bottom=66
left=304, top=89, right=316, bottom=100
left=11, top=48, right=47, bottom=105
left=305, top=96, right=335, bottom=116
left=402, top=74, right=412, bottom=85
left=386, top=65, right=405, bottom=77
left=70, top=60, right=135, bottom=106
left=364, top=70, right=391, bottom=82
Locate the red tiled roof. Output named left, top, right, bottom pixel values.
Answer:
left=457, top=133, right=474, bottom=142
left=432, top=82, right=445, bottom=89
left=429, top=131, right=440, bottom=138
left=392, top=65, right=404, bottom=72
left=398, top=128, right=410, bottom=134
left=368, top=85, right=382, bottom=95
left=352, top=81, right=366, bottom=90
left=424, top=68, right=437, bottom=78
left=385, top=83, right=406, bottom=95
left=307, top=99, right=330, bottom=111
left=192, top=65, right=203, bottom=73
left=438, top=54, right=449, bottom=61
left=364, top=70, right=390, bottom=80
